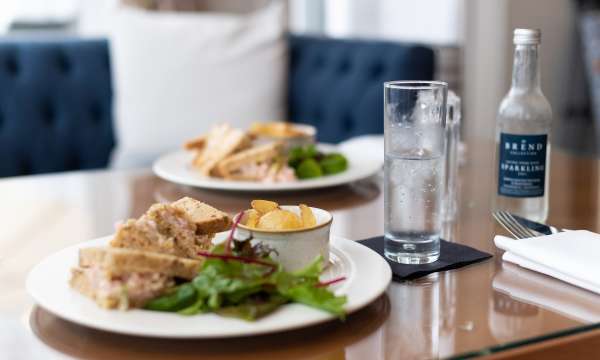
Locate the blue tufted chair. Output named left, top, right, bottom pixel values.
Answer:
left=0, top=35, right=434, bottom=177
left=0, top=39, right=113, bottom=177
left=288, top=35, right=434, bottom=143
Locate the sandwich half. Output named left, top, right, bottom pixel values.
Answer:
left=71, top=197, right=231, bottom=310
left=216, top=142, right=295, bottom=182
left=70, top=247, right=203, bottom=309
left=190, top=124, right=251, bottom=176
left=110, top=197, right=232, bottom=259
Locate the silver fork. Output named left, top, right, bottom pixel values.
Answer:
left=492, top=210, right=540, bottom=239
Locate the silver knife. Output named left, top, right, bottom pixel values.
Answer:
left=510, top=213, right=565, bottom=236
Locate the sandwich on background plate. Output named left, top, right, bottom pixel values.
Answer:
left=185, top=123, right=251, bottom=177
left=70, top=197, right=232, bottom=310
left=216, top=141, right=295, bottom=182
left=185, top=123, right=297, bottom=183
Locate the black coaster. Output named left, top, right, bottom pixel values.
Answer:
left=358, top=236, right=492, bottom=281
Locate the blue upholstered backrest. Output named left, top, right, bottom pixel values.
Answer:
left=0, top=39, right=113, bottom=177
left=288, top=35, right=435, bottom=143
left=0, top=35, right=434, bottom=177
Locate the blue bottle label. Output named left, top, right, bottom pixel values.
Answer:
left=498, top=133, right=547, bottom=197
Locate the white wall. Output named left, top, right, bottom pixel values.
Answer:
left=0, top=1, right=18, bottom=32
left=77, top=0, right=118, bottom=35
left=379, top=0, right=464, bottom=45
left=323, top=0, right=464, bottom=45
left=463, top=0, right=509, bottom=140
left=15, top=0, right=78, bottom=21
left=289, top=0, right=325, bottom=34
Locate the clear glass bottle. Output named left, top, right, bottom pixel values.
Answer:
left=494, top=29, right=552, bottom=222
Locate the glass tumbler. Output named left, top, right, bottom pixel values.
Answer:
left=384, top=81, right=448, bottom=264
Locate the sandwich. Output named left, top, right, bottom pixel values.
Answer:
left=70, top=197, right=232, bottom=309
left=185, top=123, right=297, bottom=182
left=215, top=141, right=296, bottom=182
left=110, top=197, right=231, bottom=258
left=216, top=141, right=289, bottom=181
left=70, top=247, right=203, bottom=309
left=188, top=124, right=251, bottom=176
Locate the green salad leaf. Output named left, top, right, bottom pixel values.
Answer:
left=274, top=257, right=347, bottom=318
left=281, top=284, right=347, bottom=318
left=216, top=294, right=288, bottom=321
left=144, top=243, right=347, bottom=321
left=145, top=283, right=197, bottom=312
left=320, top=153, right=348, bottom=175
left=296, top=158, right=323, bottom=179
left=287, top=145, right=348, bottom=179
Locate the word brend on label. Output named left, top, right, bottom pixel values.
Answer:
left=504, top=141, right=544, bottom=152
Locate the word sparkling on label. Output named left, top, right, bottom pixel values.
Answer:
left=498, top=133, right=547, bottom=198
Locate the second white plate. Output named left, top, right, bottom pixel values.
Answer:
left=152, top=144, right=382, bottom=192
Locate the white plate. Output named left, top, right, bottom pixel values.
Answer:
left=26, top=234, right=391, bottom=338
left=152, top=144, right=382, bottom=192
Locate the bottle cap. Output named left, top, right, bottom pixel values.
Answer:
left=513, top=28, right=541, bottom=45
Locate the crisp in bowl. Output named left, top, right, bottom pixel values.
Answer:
left=235, top=205, right=332, bottom=271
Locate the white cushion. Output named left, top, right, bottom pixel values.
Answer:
left=109, top=1, right=287, bottom=168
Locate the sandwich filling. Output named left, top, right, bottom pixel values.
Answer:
left=72, top=266, right=174, bottom=309
left=230, top=161, right=296, bottom=182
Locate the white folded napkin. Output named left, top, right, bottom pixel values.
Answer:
left=494, top=230, right=600, bottom=295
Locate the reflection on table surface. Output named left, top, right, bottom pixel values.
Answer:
left=30, top=296, right=390, bottom=360
left=0, top=140, right=599, bottom=359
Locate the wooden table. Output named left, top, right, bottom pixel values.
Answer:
left=1, top=140, right=599, bottom=359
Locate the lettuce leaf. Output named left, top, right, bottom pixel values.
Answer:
left=145, top=249, right=346, bottom=321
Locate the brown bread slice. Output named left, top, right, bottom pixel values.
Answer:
left=79, top=246, right=202, bottom=280
left=171, top=197, right=232, bottom=234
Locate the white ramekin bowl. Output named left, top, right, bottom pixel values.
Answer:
left=235, top=205, right=332, bottom=271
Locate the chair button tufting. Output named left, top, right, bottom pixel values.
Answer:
left=57, top=53, right=71, bottom=74
left=313, top=55, right=325, bottom=70
left=6, top=56, right=19, bottom=76
left=90, top=103, right=102, bottom=124
left=343, top=114, right=355, bottom=133
left=41, top=102, right=55, bottom=126
left=370, top=63, right=384, bottom=78
left=338, top=59, right=351, bottom=74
